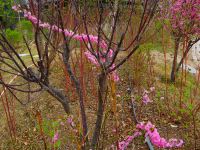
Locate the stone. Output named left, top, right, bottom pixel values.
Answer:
left=192, top=40, right=200, bottom=61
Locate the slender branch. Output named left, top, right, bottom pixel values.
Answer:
left=58, top=9, right=88, bottom=140
left=176, top=38, right=200, bottom=73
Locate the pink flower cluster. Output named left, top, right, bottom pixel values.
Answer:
left=84, top=50, right=119, bottom=81
left=12, top=5, right=21, bottom=12
left=67, top=117, right=78, bottom=134
left=160, top=0, right=200, bottom=36
left=136, top=121, right=184, bottom=148
left=52, top=132, right=59, bottom=143
left=118, top=132, right=142, bottom=150
left=118, top=121, right=184, bottom=150
left=67, top=116, right=75, bottom=127
left=12, top=5, right=119, bottom=81
left=142, top=87, right=155, bottom=105
left=171, top=0, right=200, bottom=35
left=142, top=91, right=152, bottom=105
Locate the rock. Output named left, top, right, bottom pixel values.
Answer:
left=182, top=64, right=197, bottom=74
left=170, top=124, right=178, bottom=128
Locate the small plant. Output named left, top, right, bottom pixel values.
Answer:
left=5, top=28, right=22, bottom=46
left=36, top=119, right=62, bottom=149
left=16, top=20, right=33, bottom=41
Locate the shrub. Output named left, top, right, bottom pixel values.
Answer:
left=16, top=20, right=33, bottom=41
left=5, top=28, right=22, bottom=46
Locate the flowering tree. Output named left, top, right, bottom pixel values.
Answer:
left=1, top=0, right=185, bottom=149
left=160, top=0, right=200, bottom=82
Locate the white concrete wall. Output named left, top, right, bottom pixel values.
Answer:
left=192, top=40, right=200, bottom=61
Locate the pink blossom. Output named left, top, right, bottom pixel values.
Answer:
left=12, top=5, right=21, bottom=12
left=12, top=6, right=120, bottom=82
left=84, top=51, right=119, bottom=82
left=52, top=132, right=59, bottom=143
left=84, top=51, right=99, bottom=66
left=150, top=87, right=155, bottom=92
left=112, top=71, right=120, bottom=82
left=118, top=132, right=142, bottom=150
left=67, top=117, right=75, bottom=127
left=142, top=93, right=152, bottom=104
left=40, top=23, right=50, bottom=28
left=12, top=5, right=18, bottom=11
left=160, top=0, right=200, bottom=36
left=137, top=121, right=184, bottom=148
left=110, top=64, right=120, bottom=82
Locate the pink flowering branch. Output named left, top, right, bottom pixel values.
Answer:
left=137, top=121, right=184, bottom=148
left=12, top=5, right=119, bottom=82
left=160, top=0, right=200, bottom=37
left=52, top=132, right=59, bottom=143
left=142, top=90, right=153, bottom=105
left=11, top=2, right=159, bottom=149
left=125, top=84, right=183, bottom=149
left=118, top=121, right=183, bottom=150
left=67, top=116, right=76, bottom=128
left=159, top=0, right=200, bottom=81
left=118, top=132, right=142, bottom=150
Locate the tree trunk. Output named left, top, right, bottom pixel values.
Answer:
left=170, top=37, right=180, bottom=82
left=176, top=45, right=190, bottom=73
left=176, top=39, right=199, bottom=73
left=63, top=59, right=88, bottom=142
left=91, top=72, right=107, bottom=149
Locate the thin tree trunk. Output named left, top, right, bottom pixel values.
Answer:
left=176, top=45, right=189, bottom=73
left=176, top=39, right=199, bottom=73
left=63, top=51, right=88, bottom=144
left=91, top=72, right=107, bottom=149
left=170, top=37, right=180, bottom=82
